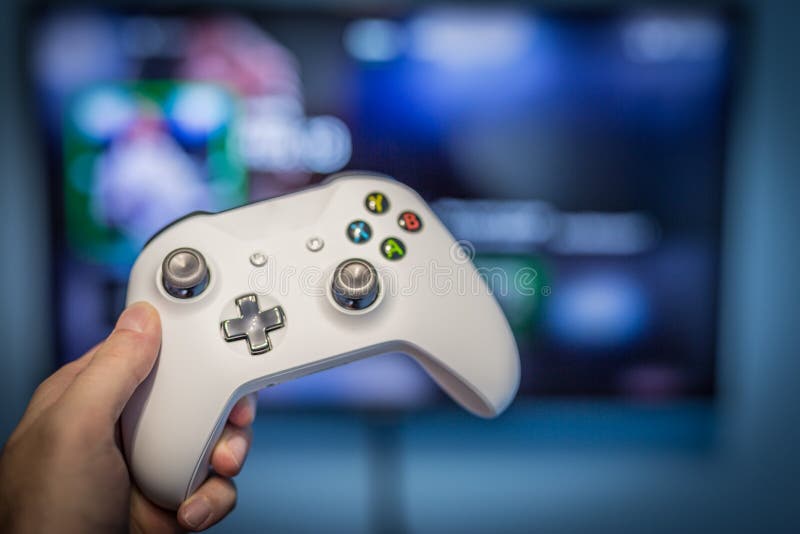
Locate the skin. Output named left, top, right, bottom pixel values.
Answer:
left=0, top=302, right=255, bottom=533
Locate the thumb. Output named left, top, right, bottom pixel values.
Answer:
left=61, top=302, right=161, bottom=425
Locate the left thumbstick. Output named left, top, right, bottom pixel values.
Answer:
left=162, top=248, right=209, bottom=299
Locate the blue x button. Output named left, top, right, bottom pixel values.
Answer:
left=347, top=220, right=372, bottom=244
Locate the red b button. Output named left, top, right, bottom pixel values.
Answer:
left=397, top=211, right=423, bottom=233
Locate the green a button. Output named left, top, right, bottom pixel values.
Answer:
left=380, top=237, right=406, bottom=260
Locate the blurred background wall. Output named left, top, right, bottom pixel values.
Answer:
left=1, top=0, right=798, bottom=533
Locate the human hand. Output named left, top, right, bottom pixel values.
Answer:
left=0, top=302, right=256, bottom=533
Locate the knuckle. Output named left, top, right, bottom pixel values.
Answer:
left=39, top=410, right=78, bottom=446
left=100, top=331, right=157, bottom=381
left=107, top=328, right=148, bottom=349
left=31, top=380, right=52, bottom=401
left=45, top=406, right=105, bottom=447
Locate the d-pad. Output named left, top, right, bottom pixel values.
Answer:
left=221, top=295, right=286, bottom=355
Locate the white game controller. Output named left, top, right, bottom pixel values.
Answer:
left=121, top=172, right=520, bottom=509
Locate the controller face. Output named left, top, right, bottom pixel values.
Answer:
left=121, top=172, right=520, bottom=509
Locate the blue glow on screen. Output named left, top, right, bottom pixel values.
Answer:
left=547, top=272, right=651, bottom=351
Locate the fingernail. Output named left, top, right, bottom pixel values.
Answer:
left=227, top=433, right=249, bottom=468
left=116, top=302, right=154, bottom=333
left=247, top=393, right=258, bottom=416
left=181, top=496, right=212, bottom=529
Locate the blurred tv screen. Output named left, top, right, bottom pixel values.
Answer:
left=28, top=5, right=738, bottom=409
